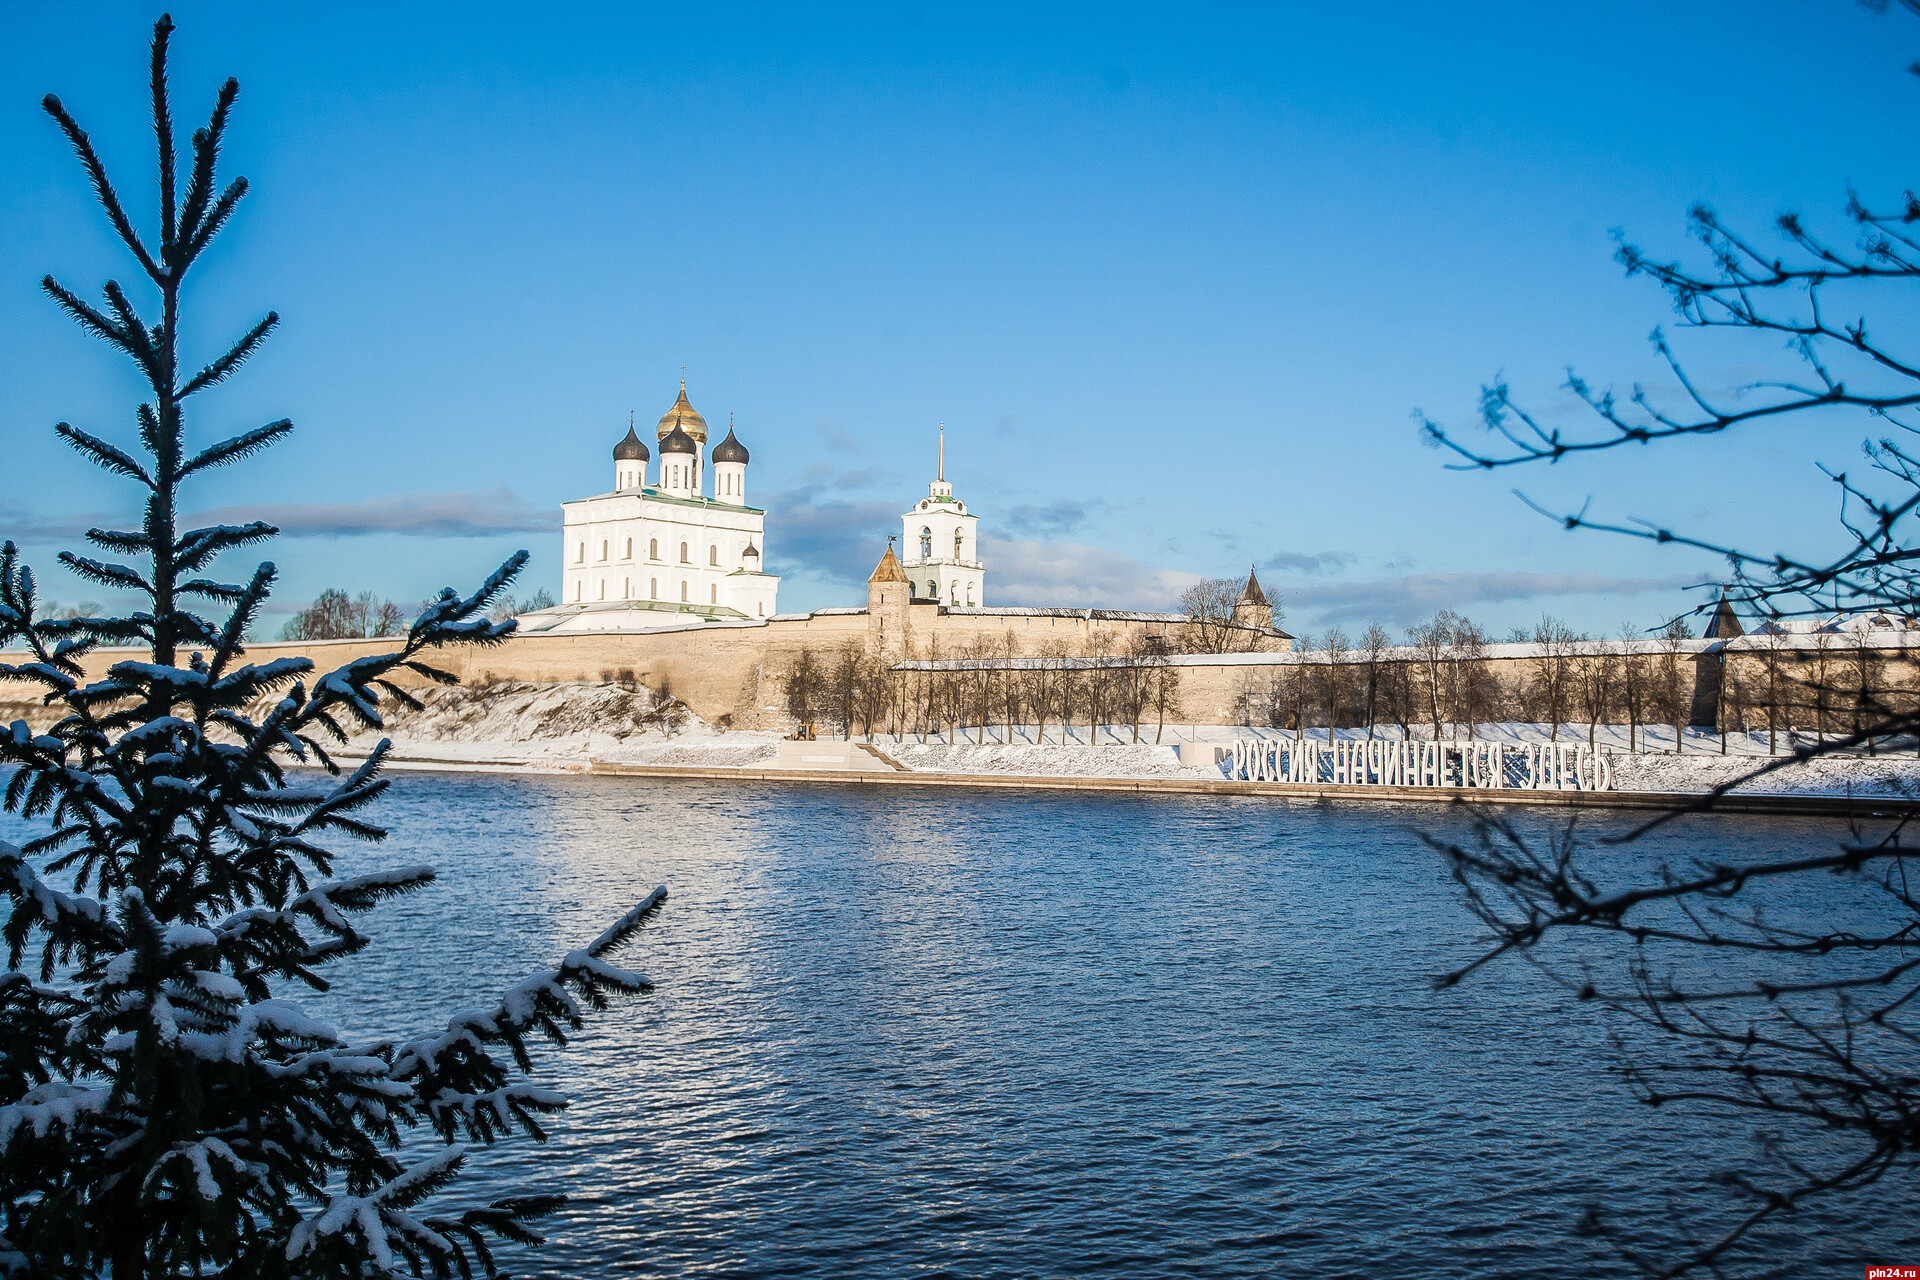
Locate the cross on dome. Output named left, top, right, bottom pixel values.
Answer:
left=656, top=380, right=708, bottom=444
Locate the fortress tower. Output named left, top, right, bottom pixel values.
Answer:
left=867, top=539, right=911, bottom=654
left=1232, top=566, right=1272, bottom=630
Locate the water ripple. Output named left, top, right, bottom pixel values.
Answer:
left=7, top=773, right=1901, bottom=1276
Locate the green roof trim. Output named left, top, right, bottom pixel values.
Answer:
left=563, top=490, right=765, bottom=515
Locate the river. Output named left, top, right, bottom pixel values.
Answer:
left=6, top=771, right=1905, bottom=1276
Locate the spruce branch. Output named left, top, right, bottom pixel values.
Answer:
left=149, top=13, right=176, bottom=252
left=179, top=318, right=279, bottom=401
left=38, top=95, right=161, bottom=283
left=52, top=424, right=153, bottom=488
left=176, top=78, right=240, bottom=257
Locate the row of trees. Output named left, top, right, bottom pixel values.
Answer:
left=278, top=585, right=557, bottom=641
left=1721, top=621, right=1909, bottom=752
left=277, top=587, right=408, bottom=640
left=797, top=608, right=1915, bottom=754
left=784, top=634, right=1185, bottom=744
left=1249, top=612, right=1706, bottom=750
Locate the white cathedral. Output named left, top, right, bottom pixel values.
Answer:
left=558, top=382, right=781, bottom=624
left=538, top=382, right=985, bottom=634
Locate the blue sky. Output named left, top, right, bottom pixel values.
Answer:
left=2, top=2, right=1914, bottom=639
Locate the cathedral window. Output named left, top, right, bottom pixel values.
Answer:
left=681, top=581, right=689, bottom=602
left=623, top=578, right=630, bottom=598
left=920, top=526, right=932, bottom=560
left=650, top=578, right=658, bottom=600
left=600, top=540, right=608, bottom=561
left=680, top=542, right=690, bottom=563
left=709, top=545, right=718, bottom=566
left=710, top=584, right=717, bottom=604
left=576, top=542, right=585, bottom=564
left=649, top=538, right=659, bottom=559
left=954, top=531, right=964, bottom=560
left=625, top=538, right=632, bottom=559
left=598, top=580, right=605, bottom=600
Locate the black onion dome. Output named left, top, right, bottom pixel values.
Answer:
left=613, top=425, right=650, bottom=461
left=712, top=427, right=749, bottom=465
left=660, top=423, right=697, bottom=455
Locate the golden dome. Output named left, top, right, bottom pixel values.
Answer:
left=656, top=384, right=708, bottom=444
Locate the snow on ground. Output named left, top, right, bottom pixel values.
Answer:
left=22, top=667, right=1917, bottom=794
left=1610, top=752, right=1920, bottom=797
left=891, top=743, right=1207, bottom=779
left=315, top=686, right=1920, bottom=795
left=340, top=681, right=780, bottom=771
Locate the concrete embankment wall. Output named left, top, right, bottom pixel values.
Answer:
left=586, top=762, right=1891, bottom=818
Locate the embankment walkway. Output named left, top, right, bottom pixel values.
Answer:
left=583, top=760, right=1892, bottom=818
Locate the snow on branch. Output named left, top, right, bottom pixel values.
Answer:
left=387, top=886, right=666, bottom=1136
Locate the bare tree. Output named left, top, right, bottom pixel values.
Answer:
left=1358, top=622, right=1391, bottom=738
left=1756, top=626, right=1791, bottom=755
left=1806, top=624, right=1841, bottom=745
left=1152, top=649, right=1182, bottom=743
left=1529, top=614, right=1577, bottom=740
left=1380, top=653, right=1417, bottom=740
left=995, top=632, right=1025, bottom=743
left=1177, top=577, right=1259, bottom=653
left=1417, top=19, right=1920, bottom=1265
left=1849, top=626, right=1885, bottom=754
left=1447, top=616, right=1495, bottom=740
left=785, top=647, right=823, bottom=734
left=1615, top=623, right=1647, bottom=753
left=279, top=587, right=409, bottom=640
left=1653, top=617, right=1695, bottom=754
left=1410, top=610, right=1459, bottom=740
left=1570, top=636, right=1617, bottom=749
left=1317, top=628, right=1350, bottom=744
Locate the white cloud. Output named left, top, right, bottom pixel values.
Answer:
left=194, top=487, right=556, bottom=537
left=4, top=488, right=555, bottom=542
left=1286, top=569, right=1702, bottom=629
left=980, top=535, right=1200, bottom=610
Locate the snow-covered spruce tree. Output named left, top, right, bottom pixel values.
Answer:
left=0, top=18, right=666, bottom=1278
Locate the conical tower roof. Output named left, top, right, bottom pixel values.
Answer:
left=868, top=545, right=909, bottom=584
left=656, top=384, right=708, bottom=444
left=1703, top=590, right=1745, bottom=639
left=1237, top=566, right=1269, bottom=608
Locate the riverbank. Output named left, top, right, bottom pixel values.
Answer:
left=251, top=681, right=1912, bottom=805
left=574, top=760, right=1905, bottom=817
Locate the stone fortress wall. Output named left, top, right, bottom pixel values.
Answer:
left=0, top=594, right=1287, bottom=732
left=14, top=598, right=1912, bottom=736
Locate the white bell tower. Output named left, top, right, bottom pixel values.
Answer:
left=900, top=423, right=983, bottom=607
